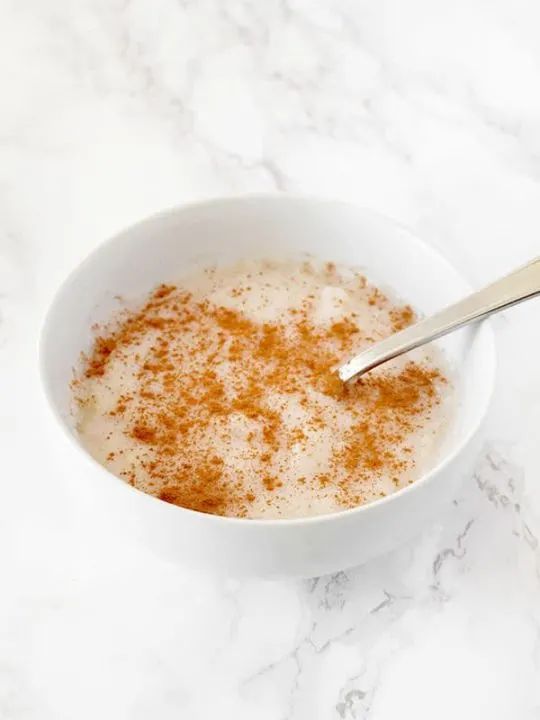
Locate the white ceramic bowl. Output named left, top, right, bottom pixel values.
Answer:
left=40, top=195, right=496, bottom=578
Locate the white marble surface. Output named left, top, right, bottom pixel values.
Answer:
left=2, top=0, right=540, bottom=717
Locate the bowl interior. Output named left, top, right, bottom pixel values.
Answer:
left=41, top=196, right=495, bottom=491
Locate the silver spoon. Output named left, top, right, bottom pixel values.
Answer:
left=337, top=256, right=540, bottom=384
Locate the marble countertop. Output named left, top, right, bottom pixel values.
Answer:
left=2, top=0, right=540, bottom=717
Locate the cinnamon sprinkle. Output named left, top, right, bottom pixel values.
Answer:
left=74, top=260, right=450, bottom=519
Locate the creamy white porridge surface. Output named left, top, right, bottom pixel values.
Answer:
left=73, top=258, right=453, bottom=519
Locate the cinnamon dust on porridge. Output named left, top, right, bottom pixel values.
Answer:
left=73, top=258, right=452, bottom=519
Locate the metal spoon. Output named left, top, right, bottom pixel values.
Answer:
left=337, top=256, right=540, bottom=384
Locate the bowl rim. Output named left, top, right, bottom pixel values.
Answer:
left=39, top=192, right=497, bottom=528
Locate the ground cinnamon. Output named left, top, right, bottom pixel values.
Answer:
left=75, top=262, right=448, bottom=518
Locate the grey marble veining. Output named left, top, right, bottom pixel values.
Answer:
left=1, top=0, right=540, bottom=717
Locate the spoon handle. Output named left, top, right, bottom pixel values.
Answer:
left=338, top=256, right=540, bottom=383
